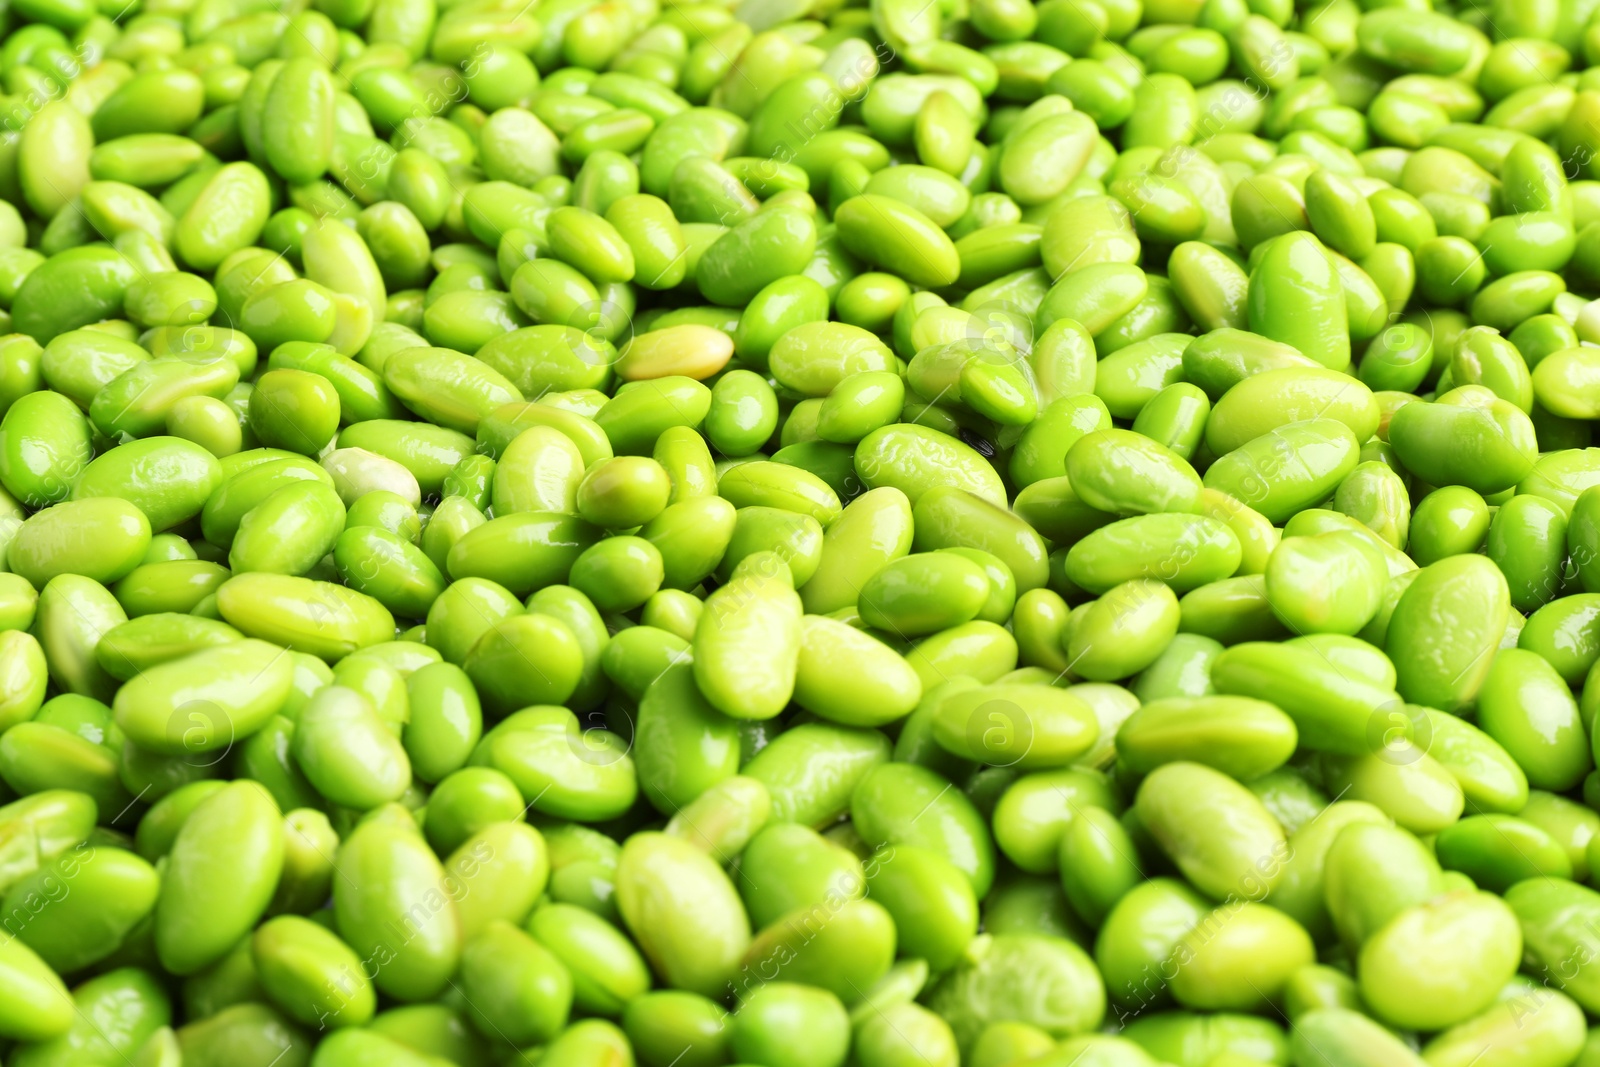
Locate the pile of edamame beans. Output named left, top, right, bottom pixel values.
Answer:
left=3, top=0, right=1600, bottom=1060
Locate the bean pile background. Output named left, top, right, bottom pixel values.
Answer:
left=1, top=0, right=1600, bottom=1061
